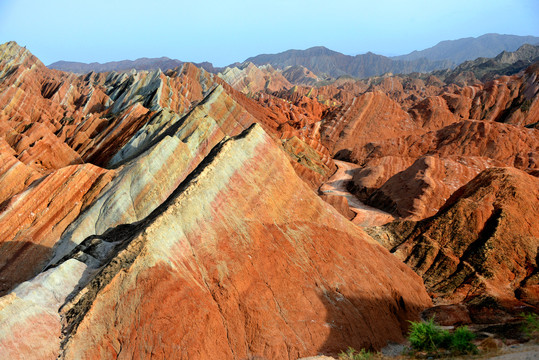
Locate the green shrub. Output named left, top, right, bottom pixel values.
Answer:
left=407, top=318, right=477, bottom=355
left=522, top=312, right=539, bottom=339
left=338, top=347, right=374, bottom=360
left=450, top=326, right=477, bottom=354
left=408, top=317, right=450, bottom=352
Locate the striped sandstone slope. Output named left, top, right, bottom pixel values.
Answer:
left=0, top=125, right=431, bottom=359
left=218, top=62, right=292, bottom=94
left=0, top=42, right=337, bottom=301
left=50, top=84, right=256, bottom=263
left=365, top=156, right=505, bottom=220
left=0, top=164, right=113, bottom=295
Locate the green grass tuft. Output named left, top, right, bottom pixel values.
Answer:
left=522, top=312, right=539, bottom=339
left=450, top=326, right=477, bottom=354
left=338, top=347, right=374, bottom=360
left=407, top=318, right=477, bottom=355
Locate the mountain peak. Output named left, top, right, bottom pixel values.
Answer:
left=0, top=41, right=45, bottom=77
left=1, top=41, right=31, bottom=60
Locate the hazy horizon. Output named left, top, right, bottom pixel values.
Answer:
left=1, top=0, right=538, bottom=66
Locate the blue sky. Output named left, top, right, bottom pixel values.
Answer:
left=1, top=0, right=538, bottom=66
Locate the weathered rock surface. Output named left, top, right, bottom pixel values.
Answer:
left=0, top=42, right=437, bottom=359
left=0, top=125, right=431, bottom=359
left=281, top=65, right=322, bottom=86
left=365, top=155, right=505, bottom=220
left=353, top=120, right=538, bottom=171
left=350, top=156, right=416, bottom=201
left=368, top=167, right=539, bottom=322
left=216, top=54, right=539, bottom=323
left=347, top=120, right=538, bottom=220
left=50, top=84, right=256, bottom=263
left=218, top=62, right=292, bottom=94
left=1, top=39, right=538, bottom=359
left=0, top=164, right=112, bottom=295
left=321, top=91, right=416, bottom=158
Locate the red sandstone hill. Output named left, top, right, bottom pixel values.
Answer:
left=0, top=39, right=538, bottom=358
left=233, top=54, right=538, bottom=327
left=368, top=167, right=539, bottom=323
left=0, top=42, right=433, bottom=359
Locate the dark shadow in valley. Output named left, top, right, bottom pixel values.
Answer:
left=314, top=290, right=425, bottom=357
left=334, top=149, right=352, bottom=161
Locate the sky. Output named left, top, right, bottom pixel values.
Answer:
left=1, top=0, right=538, bottom=66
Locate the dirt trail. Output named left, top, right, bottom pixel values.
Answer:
left=320, top=160, right=394, bottom=227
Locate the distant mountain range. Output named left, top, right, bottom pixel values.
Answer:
left=392, top=33, right=539, bottom=64
left=432, top=43, right=539, bottom=85
left=49, top=57, right=220, bottom=74
left=48, top=33, right=539, bottom=78
left=244, top=46, right=453, bottom=78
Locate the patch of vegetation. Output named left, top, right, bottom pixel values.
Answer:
left=450, top=326, right=477, bottom=354
left=522, top=312, right=539, bottom=340
left=406, top=318, right=477, bottom=356
left=408, top=318, right=451, bottom=353
left=338, top=347, right=374, bottom=360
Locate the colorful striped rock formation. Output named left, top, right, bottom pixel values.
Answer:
left=0, top=124, right=431, bottom=359
left=1, top=37, right=538, bottom=358
left=0, top=42, right=433, bottom=359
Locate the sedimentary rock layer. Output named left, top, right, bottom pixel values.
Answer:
left=368, top=167, right=539, bottom=322
left=0, top=125, right=431, bottom=359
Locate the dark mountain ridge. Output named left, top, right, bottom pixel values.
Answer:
left=431, top=43, right=539, bottom=85
left=47, top=33, right=539, bottom=80
left=393, top=33, right=539, bottom=64
left=245, top=46, right=453, bottom=78
left=49, top=57, right=220, bottom=74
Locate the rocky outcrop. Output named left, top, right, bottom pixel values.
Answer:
left=368, top=167, right=539, bottom=322
left=0, top=42, right=436, bottom=359
left=281, top=65, right=322, bottom=86
left=50, top=84, right=257, bottom=263
left=365, top=156, right=504, bottom=220
left=218, top=62, right=291, bottom=94
left=352, top=120, right=538, bottom=171
left=1, top=39, right=538, bottom=358
left=0, top=125, right=431, bottom=359
left=0, top=42, right=217, bottom=173
left=348, top=120, right=538, bottom=219
left=350, top=156, right=415, bottom=201
left=467, top=63, right=539, bottom=126
left=320, top=91, right=415, bottom=157
left=0, top=138, right=42, bottom=204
